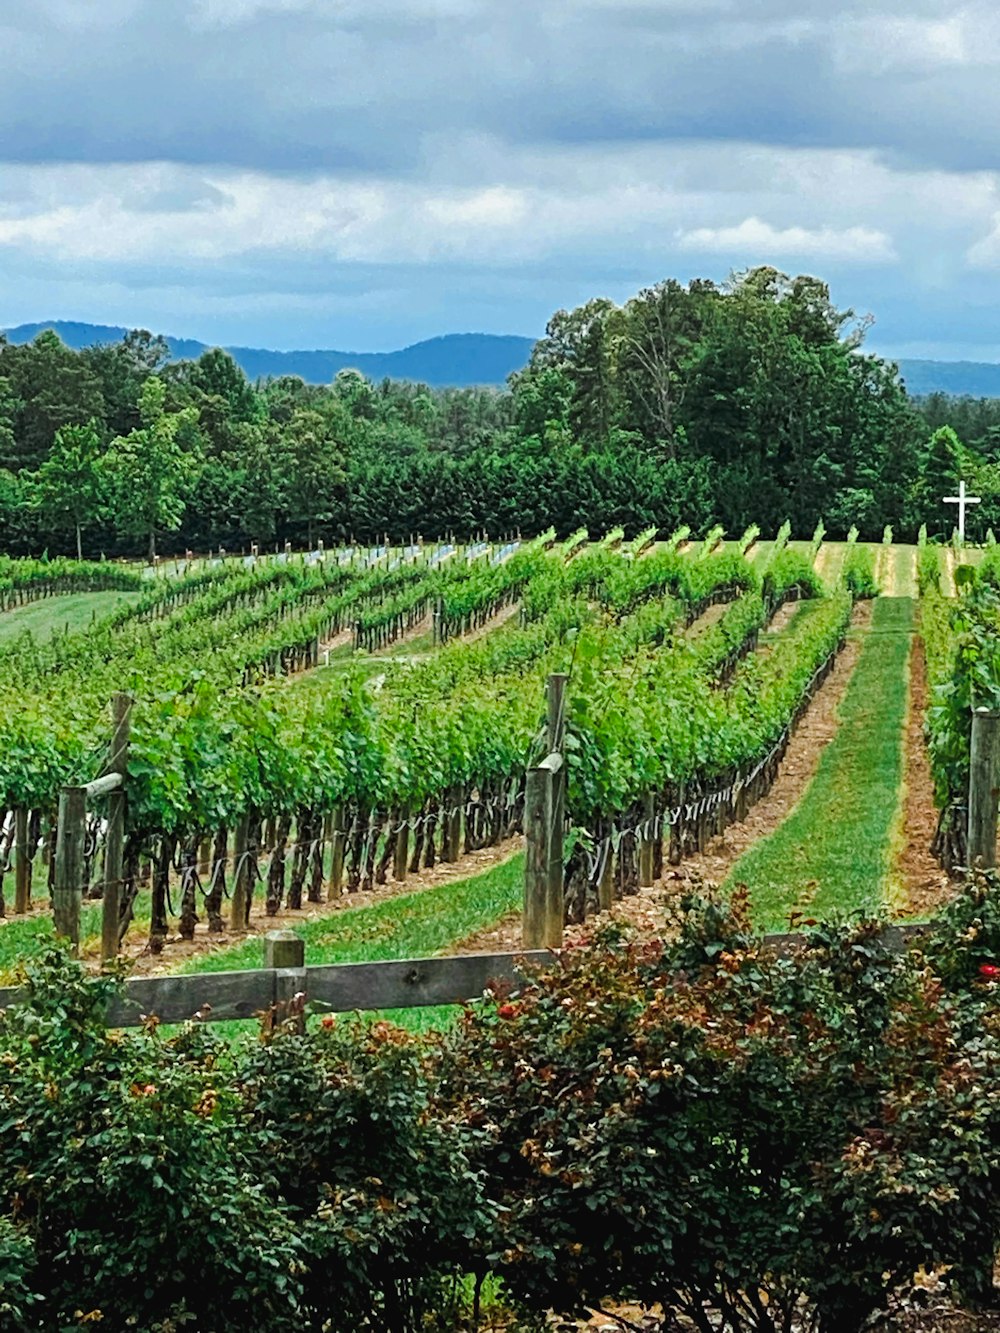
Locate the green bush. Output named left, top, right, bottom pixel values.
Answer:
left=5, top=887, right=1000, bottom=1330
left=442, top=891, right=1000, bottom=1331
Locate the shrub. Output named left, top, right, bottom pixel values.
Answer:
left=440, top=891, right=1000, bottom=1331
left=0, top=951, right=306, bottom=1332
left=237, top=1019, right=488, bottom=1331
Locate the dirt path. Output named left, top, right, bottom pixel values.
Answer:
left=895, top=631, right=953, bottom=918
left=683, top=599, right=729, bottom=638
left=452, top=603, right=873, bottom=954
left=107, top=837, right=523, bottom=976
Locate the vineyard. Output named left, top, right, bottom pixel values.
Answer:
left=4, top=527, right=1000, bottom=1332
left=0, top=525, right=988, bottom=982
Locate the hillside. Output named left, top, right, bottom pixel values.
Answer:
left=8, top=321, right=1000, bottom=397
left=1, top=321, right=536, bottom=388
left=897, top=358, right=1000, bottom=398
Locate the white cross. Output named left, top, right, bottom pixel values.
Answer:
left=944, top=479, right=981, bottom=542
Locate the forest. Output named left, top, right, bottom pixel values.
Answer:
left=0, top=266, right=996, bottom=558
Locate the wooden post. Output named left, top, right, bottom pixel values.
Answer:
left=598, top=831, right=614, bottom=912
left=14, top=807, right=30, bottom=914
left=524, top=765, right=554, bottom=949
left=327, top=806, right=345, bottom=900
left=442, top=784, right=463, bottom=864
left=392, top=808, right=409, bottom=882
left=547, top=673, right=567, bottom=916
left=639, top=793, right=655, bottom=888
left=54, top=786, right=87, bottom=947
left=265, top=929, right=306, bottom=1034
left=101, top=693, right=132, bottom=963
left=229, top=815, right=251, bottom=932
left=969, top=708, right=1000, bottom=868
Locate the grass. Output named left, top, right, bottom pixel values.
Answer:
left=0, top=853, right=525, bottom=1034
left=180, top=851, right=526, bottom=1033
left=0, top=590, right=141, bottom=647
left=181, top=851, right=524, bottom=974
left=726, top=596, right=914, bottom=932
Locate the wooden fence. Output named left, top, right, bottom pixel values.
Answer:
left=0, top=925, right=932, bottom=1030
left=0, top=931, right=551, bottom=1028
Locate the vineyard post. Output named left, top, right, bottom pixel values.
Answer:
left=327, top=806, right=346, bottom=899
left=524, top=762, right=556, bottom=949
left=639, top=792, right=655, bottom=888
left=229, top=815, right=251, bottom=931
left=547, top=673, right=567, bottom=918
left=393, top=809, right=409, bottom=882
left=969, top=708, right=1000, bottom=869
left=101, top=692, right=133, bottom=963
left=598, top=831, right=614, bottom=912
left=54, top=786, right=87, bottom=947
left=14, top=807, right=30, bottom=913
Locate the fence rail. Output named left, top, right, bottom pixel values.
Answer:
left=0, top=937, right=552, bottom=1027
left=0, top=926, right=932, bottom=1029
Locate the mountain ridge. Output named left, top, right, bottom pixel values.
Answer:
left=5, top=320, right=1000, bottom=397
left=1, top=321, right=536, bottom=388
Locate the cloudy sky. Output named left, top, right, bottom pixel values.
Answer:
left=2, top=0, right=1000, bottom=358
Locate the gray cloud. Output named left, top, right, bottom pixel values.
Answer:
left=0, top=0, right=998, bottom=356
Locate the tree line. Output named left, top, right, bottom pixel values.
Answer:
left=0, top=266, right=994, bottom=558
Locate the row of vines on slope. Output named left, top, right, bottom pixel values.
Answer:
left=0, top=530, right=852, bottom=954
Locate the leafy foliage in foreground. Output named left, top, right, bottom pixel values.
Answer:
left=4, top=882, right=1000, bottom=1330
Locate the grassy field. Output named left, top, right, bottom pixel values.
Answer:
left=179, top=852, right=524, bottom=1032
left=726, top=596, right=914, bottom=932
left=0, top=589, right=141, bottom=647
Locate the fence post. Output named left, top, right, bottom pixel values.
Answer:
left=54, top=786, right=87, bottom=947
left=327, top=806, right=345, bottom=899
left=265, top=929, right=307, bottom=1033
left=393, top=808, right=409, bottom=882
left=14, top=807, right=30, bottom=914
left=969, top=708, right=1000, bottom=869
left=524, top=765, right=555, bottom=949
left=639, top=792, right=655, bottom=888
left=229, top=815, right=252, bottom=932
left=546, top=673, right=567, bottom=916
left=101, top=692, right=132, bottom=963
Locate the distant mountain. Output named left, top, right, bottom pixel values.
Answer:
left=1, top=321, right=536, bottom=388
left=896, top=359, right=1000, bottom=399
left=9, top=321, right=1000, bottom=398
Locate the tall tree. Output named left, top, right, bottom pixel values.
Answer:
left=280, top=407, right=348, bottom=546
left=28, top=421, right=104, bottom=559
left=102, top=377, right=198, bottom=558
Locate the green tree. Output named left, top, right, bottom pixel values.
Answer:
left=279, top=407, right=348, bottom=546
left=920, top=425, right=966, bottom=536
left=28, top=421, right=104, bottom=559
left=102, top=377, right=198, bottom=559
left=0, top=331, right=104, bottom=471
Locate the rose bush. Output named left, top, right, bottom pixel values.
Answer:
left=1, top=878, right=1000, bottom=1329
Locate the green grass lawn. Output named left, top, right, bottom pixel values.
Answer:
left=178, top=852, right=525, bottom=1032
left=0, top=590, right=141, bottom=647
left=181, top=851, right=524, bottom=976
left=726, top=596, right=914, bottom=931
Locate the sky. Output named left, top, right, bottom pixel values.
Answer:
left=2, top=0, right=1000, bottom=359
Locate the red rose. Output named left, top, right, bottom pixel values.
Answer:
left=320, top=1015, right=336, bottom=1030
left=497, top=1003, right=519, bottom=1020
left=979, top=964, right=1000, bottom=979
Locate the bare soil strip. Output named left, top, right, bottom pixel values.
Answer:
left=119, top=836, right=524, bottom=976
left=896, top=630, right=953, bottom=918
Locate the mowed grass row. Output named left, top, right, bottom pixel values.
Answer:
left=178, top=852, right=525, bottom=1033
left=0, top=589, right=142, bottom=647
left=726, top=596, right=914, bottom=932
left=181, top=851, right=524, bottom=977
